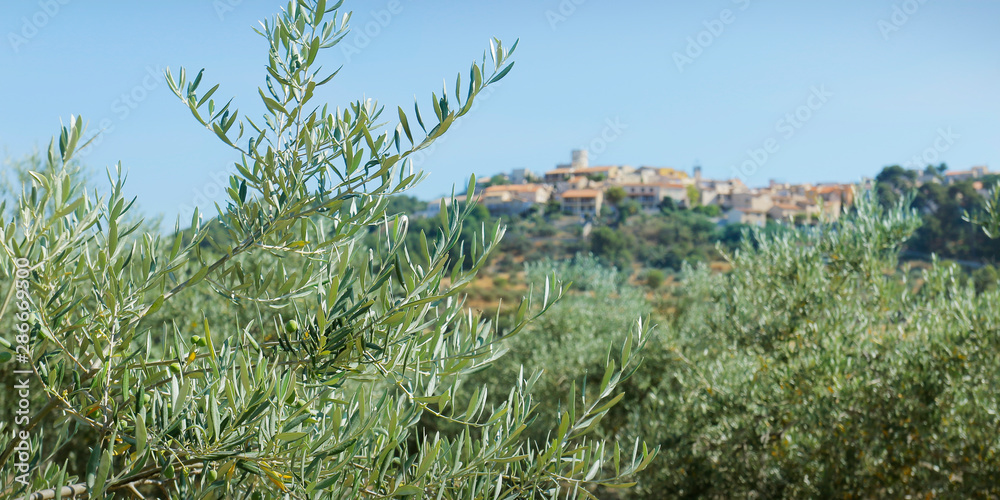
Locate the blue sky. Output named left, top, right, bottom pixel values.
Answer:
left=2, top=0, right=999, bottom=221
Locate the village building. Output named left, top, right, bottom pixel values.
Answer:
left=481, top=184, right=552, bottom=215
left=697, top=178, right=748, bottom=209
left=730, top=191, right=774, bottom=213
left=943, top=166, right=989, bottom=185
left=633, top=166, right=691, bottom=185
left=473, top=151, right=987, bottom=227
left=577, top=165, right=632, bottom=181
left=725, top=207, right=767, bottom=226
left=544, top=167, right=576, bottom=183
left=559, top=189, right=604, bottom=216
left=767, top=203, right=806, bottom=223
left=622, top=182, right=689, bottom=211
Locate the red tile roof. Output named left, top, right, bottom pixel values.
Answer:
left=944, top=167, right=986, bottom=176
left=546, top=168, right=574, bottom=175
left=560, top=189, right=602, bottom=199
left=771, top=203, right=800, bottom=211
left=622, top=182, right=686, bottom=189
left=483, top=184, right=544, bottom=193
left=575, top=166, right=618, bottom=174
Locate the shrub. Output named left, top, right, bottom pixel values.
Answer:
left=605, top=186, right=626, bottom=206
left=534, top=221, right=557, bottom=238
left=644, top=269, right=665, bottom=289
left=971, top=264, right=999, bottom=294
left=693, top=204, right=721, bottom=217
left=590, top=226, right=634, bottom=271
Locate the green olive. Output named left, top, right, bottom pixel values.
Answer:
left=190, top=335, right=205, bottom=346
left=168, top=362, right=182, bottom=375
left=285, top=320, right=299, bottom=333
left=207, top=469, right=218, bottom=482
left=163, top=464, right=175, bottom=479
left=140, top=393, right=151, bottom=406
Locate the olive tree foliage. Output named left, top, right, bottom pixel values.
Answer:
left=0, top=2, right=654, bottom=498
left=964, top=186, right=1000, bottom=239
left=465, top=255, right=651, bottom=446
left=622, top=192, right=1000, bottom=498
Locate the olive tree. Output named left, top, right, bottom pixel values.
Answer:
left=0, top=2, right=654, bottom=498
left=622, top=192, right=1000, bottom=497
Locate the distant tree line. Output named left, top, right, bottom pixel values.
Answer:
left=874, top=164, right=1000, bottom=283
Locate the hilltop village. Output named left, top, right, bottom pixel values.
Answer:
left=424, top=150, right=993, bottom=226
